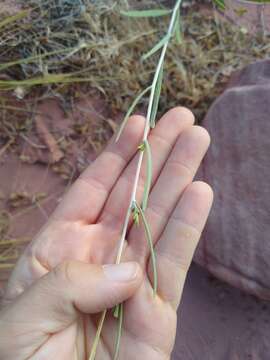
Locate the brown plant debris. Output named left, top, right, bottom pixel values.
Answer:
left=36, top=116, right=64, bottom=163
left=0, top=1, right=269, bottom=129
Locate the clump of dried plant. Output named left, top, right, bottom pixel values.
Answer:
left=0, top=216, right=28, bottom=278
left=0, top=0, right=269, bottom=188
left=0, top=0, right=269, bottom=122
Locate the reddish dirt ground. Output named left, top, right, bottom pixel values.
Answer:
left=0, top=95, right=113, bottom=285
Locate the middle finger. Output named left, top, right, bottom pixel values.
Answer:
left=127, top=125, right=210, bottom=263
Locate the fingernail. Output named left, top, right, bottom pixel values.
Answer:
left=103, top=262, right=139, bottom=282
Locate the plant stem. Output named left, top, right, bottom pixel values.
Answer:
left=88, top=2, right=182, bottom=359
left=113, top=303, right=124, bottom=360
left=88, top=310, right=107, bottom=360
left=115, top=0, right=182, bottom=266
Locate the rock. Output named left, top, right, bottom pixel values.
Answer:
left=195, top=60, right=270, bottom=300
left=172, top=264, right=270, bottom=359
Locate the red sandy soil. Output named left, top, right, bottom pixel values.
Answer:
left=0, top=99, right=270, bottom=359
left=0, top=95, right=114, bottom=284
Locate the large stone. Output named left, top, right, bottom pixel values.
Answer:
left=173, top=264, right=270, bottom=359
left=195, top=60, right=270, bottom=300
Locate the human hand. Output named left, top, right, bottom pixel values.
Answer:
left=0, top=107, right=213, bottom=359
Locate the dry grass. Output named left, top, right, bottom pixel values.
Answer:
left=0, top=1, right=269, bottom=120
left=0, top=211, right=26, bottom=273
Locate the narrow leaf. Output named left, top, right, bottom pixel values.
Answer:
left=150, top=64, right=163, bottom=128
left=113, top=304, right=120, bottom=318
left=120, top=9, right=172, bottom=18
left=0, top=47, right=75, bottom=72
left=0, top=74, right=94, bottom=90
left=213, top=0, right=226, bottom=10
left=113, top=303, right=124, bottom=360
left=135, top=202, right=157, bottom=295
left=173, top=9, right=182, bottom=44
left=116, top=86, right=152, bottom=142
left=142, top=140, right=152, bottom=212
left=142, top=36, right=168, bottom=61
left=0, top=10, right=29, bottom=30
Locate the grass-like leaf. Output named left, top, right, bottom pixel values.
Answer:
left=0, top=10, right=29, bottom=30
left=173, top=9, right=182, bottom=45
left=142, top=140, right=153, bottom=212
left=88, top=310, right=107, bottom=360
left=134, top=202, right=157, bottom=295
left=0, top=74, right=93, bottom=90
left=87, top=1, right=182, bottom=356
left=0, top=46, right=85, bottom=72
left=116, top=86, right=152, bottom=142
left=113, top=303, right=124, bottom=360
left=120, top=9, right=172, bottom=18
left=150, top=64, right=163, bottom=128
left=212, top=0, right=226, bottom=10
left=142, top=35, right=169, bottom=61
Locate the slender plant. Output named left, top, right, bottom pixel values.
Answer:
left=89, top=0, right=270, bottom=358
left=89, top=1, right=183, bottom=359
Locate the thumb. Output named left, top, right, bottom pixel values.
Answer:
left=1, top=261, right=142, bottom=333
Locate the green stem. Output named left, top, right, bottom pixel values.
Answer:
left=88, top=310, right=107, bottom=360
left=113, top=303, right=124, bottom=360
left=88, top=1, right=183, bottom=358
left=134, top=201, right=157, bottom=295
left=142, top=139, right=153, bottom=212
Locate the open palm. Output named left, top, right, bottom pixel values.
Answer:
left=2, top=107, right=213, bottom=360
